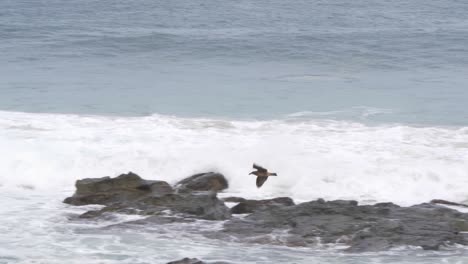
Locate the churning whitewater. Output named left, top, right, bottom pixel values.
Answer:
left=1, top=110, right=468, bottom=206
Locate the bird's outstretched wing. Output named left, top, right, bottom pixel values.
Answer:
left=253, top=163, right=267, bottom=172
left=256, top=176, right=268, bottom=188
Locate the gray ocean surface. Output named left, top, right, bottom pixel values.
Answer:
left=1, top=0, right=468, bottom=125
left=2, top=1, right=468, bottom=264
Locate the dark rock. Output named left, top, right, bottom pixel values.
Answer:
left=453, top=220, right=468, bottom=232
left=63, top=172, right=173, bottom=206
left=316, top=198, right=326, bottom=204
left=328, top=200, right=359, bottom=206
left=212, top=199, right=468, bottom=252
left=230, top=197, right=294, bottom=214
left=374, top=202, right=399, bottom=208
left=430, top=199, right=468, bottom=208
left=176, top=172, right=228, bottom=193
left=421, top=243, right=440, bottom=250
left=75, top=192, right=230, bottom=221
left=137, top=180, right=174, bottom=193
left=65, top=172, right=230, bottom=221
left=139, top=192, right=231, bottom=220
left=64, top=173, right=468, bottom=252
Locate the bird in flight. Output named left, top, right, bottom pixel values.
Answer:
left=249, top=163, right=277, bottom=188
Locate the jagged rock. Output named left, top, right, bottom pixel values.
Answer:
left=176, top=172, right=228, bottom=193
left=138, top=192, right=231, bottom=220
left=75, top=192, right=230, bottom=221
left=65, top=172, right=230, bottom=220
left=230, top=197, right=294, bottom=214
left=213, top=199, right=468, bottom=252
left=63, top=172, right=173, bottom=206
left=64, top=172, right=468, bottom=252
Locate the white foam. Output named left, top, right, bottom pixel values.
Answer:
left=286, top=106, right=394, bottom=120
left=1, top=110, right=468, bottom=206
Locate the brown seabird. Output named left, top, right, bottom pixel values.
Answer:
left=249, top=163, right=277, bottom=188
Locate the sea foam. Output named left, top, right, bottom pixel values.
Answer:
left=1, top=110, right=468, bottom=206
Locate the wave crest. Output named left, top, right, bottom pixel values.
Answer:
left=1, top=111, right=467, bottom=206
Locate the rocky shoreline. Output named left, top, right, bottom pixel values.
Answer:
left=63, top=172, right=468, bottom=262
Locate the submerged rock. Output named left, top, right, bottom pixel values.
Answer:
left=167, top=258, right=231, bottom=264
left=167, top=258, right=204, bottom=264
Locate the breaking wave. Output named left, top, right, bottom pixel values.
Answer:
left=1, top=110, right=468, bottom=206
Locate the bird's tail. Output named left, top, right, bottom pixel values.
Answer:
left=269, top=172, right=278, bottom=176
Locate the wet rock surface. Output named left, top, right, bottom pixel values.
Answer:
left=64, top=172, right=468, bottom=252
left=63, top=172, right=174, bottom=206
left=216, top=200, right=468, bottom=252
left=431, top=199, right=468, bottom=208
left=64, top=172, right=230, bottom=221
left=230, top=197, right=294, bottom=214
left=176, top=172, right=228, bottom=193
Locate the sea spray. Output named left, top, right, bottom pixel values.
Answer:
left=1, top=111, right=468, bottom=205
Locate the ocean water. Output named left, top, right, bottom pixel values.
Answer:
left=1, top=0, right=468, bottom=263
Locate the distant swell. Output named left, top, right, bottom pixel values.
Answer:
left=285, top=106, right=394, bottom=120
left=1, top=110, right=468, bottom=206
